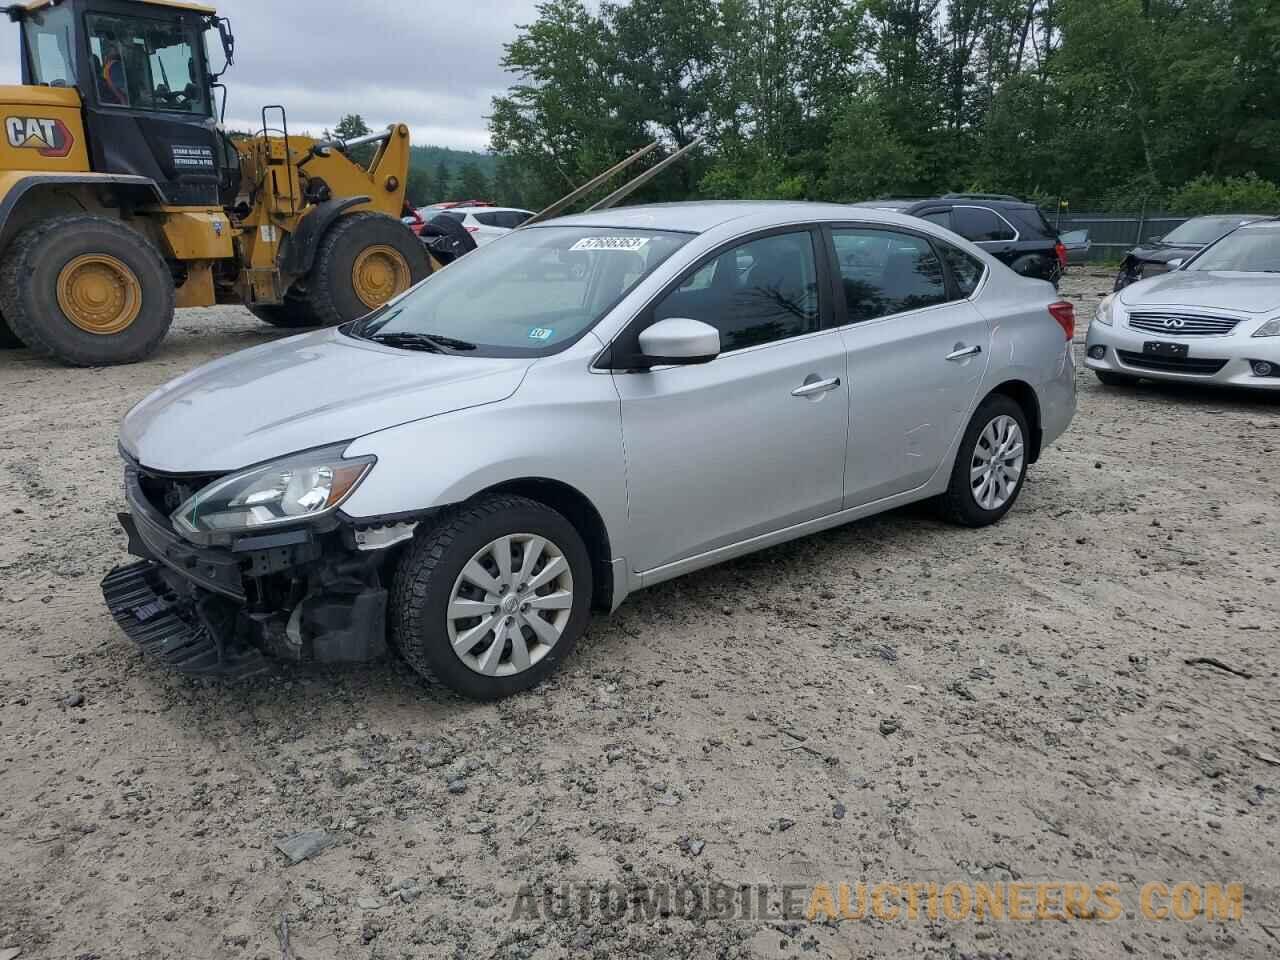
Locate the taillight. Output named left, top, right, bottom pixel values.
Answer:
left=1054, top=241, right=1068, bottom=269
left=1048, top=301, right=1075, bottom=340
left=465, top=226, right=479, bottom=233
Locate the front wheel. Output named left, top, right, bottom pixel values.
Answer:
left=937, top=395, right=1030, bottom=527
left=301, top=212, right=430, bottom=327
left=389, top=495, right=592, bottom=700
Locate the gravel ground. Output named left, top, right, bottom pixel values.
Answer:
left=1, top=272, right=1277, bottom=960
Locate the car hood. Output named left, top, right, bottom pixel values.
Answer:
left=1128, top=243, right=1198, bottom=264
left=121, top=329, right=533, bottom=473
left=1118, top=271, right=1280, bottom=314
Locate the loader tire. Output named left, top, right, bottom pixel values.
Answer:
left=248, top=301, right=319, bottom=329
left=301, top=212, right=429, bottom=327
left=0, top=314, right=25, bottom=349
left=0, top=215, right=175, bottom=366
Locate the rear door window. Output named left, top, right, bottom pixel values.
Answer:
left=952, top=206, right=1016, bottom=243
left=831, top=229, right=948, bottom=322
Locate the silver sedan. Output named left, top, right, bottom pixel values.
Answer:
left=107, top=202, right=1077, bottom=699
left=1086, top=218, right=1280, bottom=390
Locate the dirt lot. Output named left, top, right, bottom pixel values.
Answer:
left=1, top=271, right=1277, bottom=960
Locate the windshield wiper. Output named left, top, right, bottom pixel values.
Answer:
left=367, top=331, right=477, bottom=353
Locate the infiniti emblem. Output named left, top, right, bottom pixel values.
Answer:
left=1162, top=317, right=1186, bottom=329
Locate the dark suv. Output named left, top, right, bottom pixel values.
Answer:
left=849, top=194, right=1066, bottom=285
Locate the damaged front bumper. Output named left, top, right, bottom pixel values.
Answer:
left=101, top=465, right=413, bottom=677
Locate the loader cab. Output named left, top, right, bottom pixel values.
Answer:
left=16, top=0, right=232, bottom=205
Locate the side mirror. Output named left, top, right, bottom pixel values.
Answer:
left=637, top=317, right=720, bottom=366
left=1148, top=235, right=1163, bottom=244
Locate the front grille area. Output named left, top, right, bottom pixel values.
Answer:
left=1116, top=350, right=1228, bottom=375
left=1127, top=311, right=1240, bottom=337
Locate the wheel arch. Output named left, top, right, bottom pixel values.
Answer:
left=985, top=379, right=1043, bottom=463
left=278, top=196, right=371, bottom=276
left=473, top=477, right=615, bottom=612
left=0, top=174, right=165, bottom=254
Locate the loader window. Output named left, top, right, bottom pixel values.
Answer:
left=86, top=13, right=209, bottom=115
left=23, top=6, right=78, bottom=86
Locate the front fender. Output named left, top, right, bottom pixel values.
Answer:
left=338, top=352, right=630, bottom=559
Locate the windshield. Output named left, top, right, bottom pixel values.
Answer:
left=87, top=13, right=209, bottom=115
left=1187, top=223, right=1280, bottom=272
left=349, top=226, right=693, bottom=356
left=1162, top=216, right=1257, bottom=247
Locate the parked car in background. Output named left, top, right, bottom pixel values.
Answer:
left=432, top=206, right=536, bottom=246
left=1086, top=218, right=1280, bottom=390
left=1060, top=229, right=1091, bottom=265
left=1113, top=214, right=1266, bottom=290
left=850, top=194, right=1066, bottom=285
left=104, top=202, right=1076, bottom=699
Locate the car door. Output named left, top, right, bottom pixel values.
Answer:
left=826, top=226, right=992, bottom=506
left=609, top=229, right=850, bottom=575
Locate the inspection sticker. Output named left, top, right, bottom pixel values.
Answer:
left=528, top=327, right=554, bottom=341
left=570, top=236, right=649, bottom=252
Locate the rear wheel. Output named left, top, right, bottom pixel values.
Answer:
left=0, top=215, right=174, bottom=366
left=1094, top=370, right=1140, bottom=387
left=390, top=494, right=592, bottom=700
left=938, top=394, right=1030, bottom=527
left=300, top=212, right=430, bottom=327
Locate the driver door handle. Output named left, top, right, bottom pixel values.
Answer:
left=791, top=376, right=842, bottom=397
left=946, top=344, right=982, bottom=361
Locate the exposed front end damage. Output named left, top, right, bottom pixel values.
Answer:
left=101, top=461, right=416, bottom=677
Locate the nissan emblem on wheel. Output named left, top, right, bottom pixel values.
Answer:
left=102, top=201, right=1077, bottom=700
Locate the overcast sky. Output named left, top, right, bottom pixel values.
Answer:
left=0, top=0, right=549, bottom=151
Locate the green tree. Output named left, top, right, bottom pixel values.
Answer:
left=458, top=162, right=491, bottom=199
left=434, top=160, right=451, bottom=197
left=405, top=166, right=436, bottom=208
left=333, top=113, right=375, bottom=167
left=821, top=98, right=921, bottom=201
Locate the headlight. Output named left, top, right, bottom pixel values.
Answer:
left=1253, top=317, right=1280, bottom=338
left=1094, top=294, right=1115, bottom=326
left=172, top=445, right=374, bottom=537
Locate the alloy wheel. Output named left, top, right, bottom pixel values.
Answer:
left=446, top=533, right=574, bottom=677
left=969, top=415, right=1025, bottom=511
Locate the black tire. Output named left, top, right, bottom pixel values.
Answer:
left=1094, top=370, right=1139, bottom=387
left=937, top=394, right=1031, bottom=528
left=0, top=313, right=25, bottom=349
left=0, top=214, right=175, bottom=366
left=300, top=212, right=430, bottom=327
left=390, top=494, right=592, bottom=700
left=248, top=301, right=318, bottom=329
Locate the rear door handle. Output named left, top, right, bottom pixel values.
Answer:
left=946, top=344, right=982, bottom=361
left=792, top=376, right=842, bottom=397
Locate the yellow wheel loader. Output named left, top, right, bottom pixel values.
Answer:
left=0, top=0, right=429, bottom=365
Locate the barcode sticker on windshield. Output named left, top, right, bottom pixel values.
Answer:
left=570, top=236, right=650, bottom=252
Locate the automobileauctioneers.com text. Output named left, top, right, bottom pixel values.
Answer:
left=511, top=881, right=1245, bottom=924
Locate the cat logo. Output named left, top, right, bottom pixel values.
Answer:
left=5, top=116, right=75, bottom=158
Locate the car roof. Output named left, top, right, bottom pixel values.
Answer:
left=545, top=200, right=924, bottom=234
left=461, top=207, right=533, bottom=216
